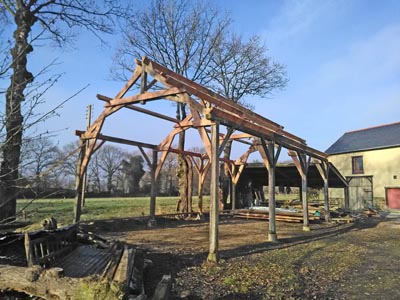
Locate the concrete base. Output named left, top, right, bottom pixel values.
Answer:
left=303, top=225, right=311, bottom=232
left=268, top=233, right=278, bottom=242
left=147, top=218, right=157, bottom=228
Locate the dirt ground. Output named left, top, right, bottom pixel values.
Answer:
left=82, top=211, right=400, bottom=300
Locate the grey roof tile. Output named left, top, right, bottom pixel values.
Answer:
left=326, top=122, right=400, bottom=154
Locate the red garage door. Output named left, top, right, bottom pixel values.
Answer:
left=387, top=188, right=400, bottom=209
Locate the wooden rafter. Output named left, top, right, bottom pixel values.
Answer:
left=106, top=87, right=186, bottom=107
left=97, top=94, right=179, bottom=123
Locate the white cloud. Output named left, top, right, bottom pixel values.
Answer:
left=317, top=23, right=400, bottom=88
left=266, top=0, right=349, bottom=48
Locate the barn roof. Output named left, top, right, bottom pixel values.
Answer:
left=239, top=162, right=348, bottom=189
left=326, top=122, right=400, bottom=155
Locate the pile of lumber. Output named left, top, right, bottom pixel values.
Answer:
left=233, top=207, right=320, bottom=223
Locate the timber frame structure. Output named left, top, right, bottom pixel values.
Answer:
left=74, top=57, right=347, bottom=263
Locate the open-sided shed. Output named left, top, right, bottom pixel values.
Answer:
left=239, top=162, right=347, bottom=190
left=74, top=57, right=347, bottom=262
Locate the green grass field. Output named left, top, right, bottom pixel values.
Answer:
left=15, top=192, right=303, bottom=228
left=16, top=196, right=211, bottom=226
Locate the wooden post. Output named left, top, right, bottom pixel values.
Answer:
left=316, top=161, right=331, bottom=222
left=258, top=140, right=280, bottom=242
left=300, top=152, right=310, bottom=231
left=198, top=172, right=204, bottom=214
left=323, top=162, right=330, bottom=222
left=267, top=148, right=277, bottom=241
left=207, top=122, right=219, bottom=263
left=289, top=151, right=311, bottom=231
left=231, top=182, right=236, bottom=210
left=301, top=170, right=309, bottom=231
left=24, top=232, right=33, bottom=267
left=73, top=141, right=86, bottom=223
left=148, top=150, right=158, bottom=227
left=344, top=186, right=350, bottom=210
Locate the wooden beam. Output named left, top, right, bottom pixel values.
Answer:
left=218, top=127, right=234, bottom=157
left=142, top=58, right=314, bottom=146
left=115, top=65, right=143, bottom=99
left=188, top=104, right=212, bottom=158
left=76, top=130, right=157, bottom=150
left=229, top=133, right=254, bottom=140
left=137, top=57, right=329, bottom=161
left=207, top=107, right=327, bottom=160
left=84, top=66, right=143, bottom=140
left=175, top=92, right=206, bottom=115
left=106, top=87, right=185, bottom=107
left=140, top=64, right=147, bottom=94
left=97, top=94, right=179, bottom=123
left=140, top=57, right=293, bottom=136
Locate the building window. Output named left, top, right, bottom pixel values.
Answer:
left=352, top=156, right=364, bottom=174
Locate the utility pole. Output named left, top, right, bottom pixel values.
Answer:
left=81, top=104, right=92, bottom=207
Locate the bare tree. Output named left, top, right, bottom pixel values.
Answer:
left=87, top=151, right=103, bottom=194
left=121, top=154, right=145, bottom=195
left=20, top=136, right=60, bottom=193
left=158, top=152, right=178, bottom=196
left=97, top=144, right=124, bottom=194
left=0, top=0, right=129, bottom=221
left=113, top=0, right=230, bottom=213
left=113, top=0, right=288, bottom=213
left=209, top=34, right=288, bottom=108
left=208, top=34, right=288, bottom=208
left=58, top=141, right=80, bottom=189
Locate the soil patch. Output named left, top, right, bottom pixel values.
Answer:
left=82, top=213, right=399, bottom=299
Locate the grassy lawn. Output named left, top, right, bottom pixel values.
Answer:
left=15, top=192, right=304, bottom=227
left=16, top=196, right=210, bottom=226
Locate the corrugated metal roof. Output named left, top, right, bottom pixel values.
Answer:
left=326, top=122, right=400, bottom=154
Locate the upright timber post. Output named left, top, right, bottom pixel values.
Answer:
left=231, top=181, right=236, bottom=211
left=74, top=141, right=86, bottom=223
left=290, top=151, right=311, bottom=231
left=300, top=153, right=310, bottom=231
left=258, top=140, right=281, bottom=242
left=317, top=161, right=331, bottom=222
left=344, top=186, right=350, bottom=210
left=148, top=150, right=158, bottom=227
left=207, top=122, right=219, bottom=263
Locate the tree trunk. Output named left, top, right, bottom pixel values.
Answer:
left=186, top=157, right=193, bottom=213
left=176, top=102, right=192, bottom=213
left=107, top=174, right=112, bottom=194
left=0, top=7, right=36, bottom=222
left=176, top=154, right=188, bottom=212
left=0, top=265, right=123, bottom=300
left=220, top=140, right=232, bottom=209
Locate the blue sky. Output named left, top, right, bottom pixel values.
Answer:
left=221, top=0, right=400, bottom=152
left=4, top=0, right=399, bottom=160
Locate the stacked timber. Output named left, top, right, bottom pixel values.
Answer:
left=233, top=207, right=321, bottom=223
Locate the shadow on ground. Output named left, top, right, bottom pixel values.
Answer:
left=81, top=213, right=386, bottom=299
